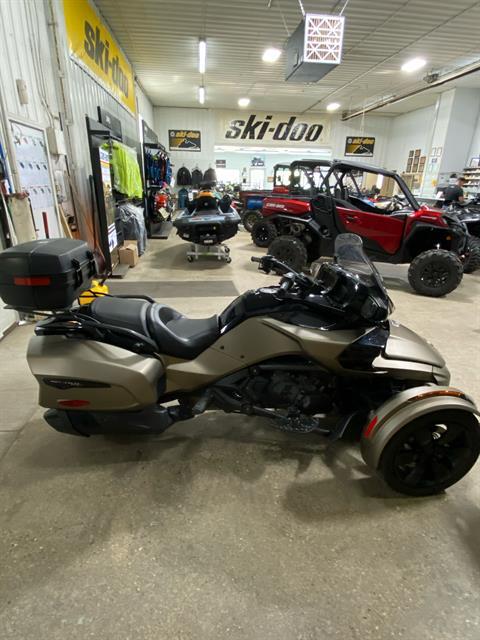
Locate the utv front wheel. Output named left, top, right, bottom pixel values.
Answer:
left=251, top=221, right=277, bottom=247
left=408, top=250, right=463, bottom=297
left=380, top=411, right=480, bottom=496
left=268, top=236, right=308, bottom=272
left=242, top=210, right=262, bottom=232
left=463, top=236, right=480, bottom=273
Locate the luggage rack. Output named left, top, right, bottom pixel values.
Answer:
left=186, top=242, right=231, bottom=263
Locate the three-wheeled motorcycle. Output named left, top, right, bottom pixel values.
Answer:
left=0, top=233, right=478, bottom=496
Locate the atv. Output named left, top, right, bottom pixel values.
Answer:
left=238, top=163, right=291, bottom=231
left=254, top=159, right=473, bottom=297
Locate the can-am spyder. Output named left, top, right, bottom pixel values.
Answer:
left=7, top=235, right=480, bottom=496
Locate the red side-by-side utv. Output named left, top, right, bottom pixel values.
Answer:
left=251, top=159, right=480, bottom=297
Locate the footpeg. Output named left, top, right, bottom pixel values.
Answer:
left=275, top=414, right=319, bottom=433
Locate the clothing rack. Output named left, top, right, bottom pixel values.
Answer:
left=142, top=141, right=173, bottom=239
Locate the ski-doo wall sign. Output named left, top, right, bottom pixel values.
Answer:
left=345, top=137, right=376, bottom=157
left=169, top=130, right=201, bottom=151
left=218, top=111, right=330, bottom=147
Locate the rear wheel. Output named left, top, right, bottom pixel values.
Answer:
left=268, top=236, right=308, bottom=272
left=463, top=236, right=480, bottom=273
left=380, top=411, right=480, bottom=496
left=251, top=221, right=278, bottom=247
left=242, top=210, right=262, bottom=232
left=408, top=249, right=463, bottom=297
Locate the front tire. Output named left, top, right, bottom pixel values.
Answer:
left=380, top=410, right=480, bottom=496
left=242, top=210, right=262, bottom=232
left=268, top=236, right=308, bottom=272
left=251, top=221, right=278, bottom=247
left=463, top=236, right=480, bottom=273
left=408, top=249, right=463, bottom=297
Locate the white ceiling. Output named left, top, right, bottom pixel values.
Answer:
left=95, top=0, right=480, bottom=116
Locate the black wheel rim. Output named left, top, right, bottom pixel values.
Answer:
left=420, top=262, right=450, bottom=288
left=256, top=225, right=271, bottom=242
left=275, top=246, right=300, bottom=267
left=391, top=420, right=471, bottom=489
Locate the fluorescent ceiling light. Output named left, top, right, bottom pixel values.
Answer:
left=199, top=39, right=206, bottom=74
left=401, top=57, right=426, bottom=73
left=238, top=97, right=250, bottom=108
left=326, top=102, right=341, bottom=112
left=198, top=86, right=205, bottom=105
left=262, top=47, right=282, bottom=63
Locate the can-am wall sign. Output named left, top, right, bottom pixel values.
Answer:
left=217, top=111, right=331, bottom=147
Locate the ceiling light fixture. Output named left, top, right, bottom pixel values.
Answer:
left=262, top=47, right=282, bottom=63
left=326, top=102, right=341, bottom=112
left=401, top=57, right=426, bottom=73
left=238, top=97, right=250, bottom=108
left=198, top=39, right=207, bottom=74
left=198, top=86, right=205, bottom=105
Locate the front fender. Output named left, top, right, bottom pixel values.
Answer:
left=360, top=385, right=479, bottom=469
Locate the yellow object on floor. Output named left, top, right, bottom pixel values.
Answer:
left=78, top=280, right=109, bottom=305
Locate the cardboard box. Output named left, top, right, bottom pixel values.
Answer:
left=118, top=241, right=139, bottom=267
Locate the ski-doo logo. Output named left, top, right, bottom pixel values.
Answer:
left=62, top=0, right=136, bottom=114
left=225, top=114, right=324, bottom=143
left=84, top=21, right=129, bottom=98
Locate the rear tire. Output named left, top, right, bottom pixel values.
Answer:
left=268, top=236, right=308, bottom=272
left=463, top=237, right=480, bottom=273
left=242, top=210, right=262, bottom=232
left=408, top=249, right=463, bottom=297
left=251, top=221, right=278, bottom=247
left=380, top=411, right=480, bottom=496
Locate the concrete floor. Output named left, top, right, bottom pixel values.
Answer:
left=1, top=229, right=480, bottom=639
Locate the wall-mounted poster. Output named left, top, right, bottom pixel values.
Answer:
left=168, top=129, right=201, bottom=151
left=345, top=136, right=375, bottom=157
left=63, top=0, right=136, bottom=114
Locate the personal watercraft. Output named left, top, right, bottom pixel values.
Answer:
left=0, top=233, right=479, bottom=496
left=173, top=183, right=241, bottom=247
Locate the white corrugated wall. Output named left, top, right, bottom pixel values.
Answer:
left=0, top=0, right=60, bottom=129
left=0, top=0, right=65, bottom=335
left=63, top=56, right=138, bottom=214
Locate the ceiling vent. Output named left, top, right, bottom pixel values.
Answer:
left=285, top=14, right=345, bottom=82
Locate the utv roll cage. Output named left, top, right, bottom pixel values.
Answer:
left=319, top=160, right=420, bottom=212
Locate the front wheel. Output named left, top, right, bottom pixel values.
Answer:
left=380, top=410, right=480, bottom=496
left=268, top=236, right=308, bottom=272
left=463, top=236, right=480, bottom=273
left=242, top=210, right=262, bottom=232
left=408, top=249, right=463, bottom=297
left=251, top=221, right=278, bottom=247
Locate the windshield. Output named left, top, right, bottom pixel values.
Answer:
left=334, top=234, right=394, bottom=311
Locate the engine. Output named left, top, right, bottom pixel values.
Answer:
left=244, top=370, right=333, bottom=414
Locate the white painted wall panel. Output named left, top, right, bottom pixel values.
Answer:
left=330, top=115, right=392, bottom=167
left=154, top=107, right=216, bottom=177
left=154, top=107, right=393, bottom=180
left=384, top=105, right=435, bottom=173
left=136, top=84, right=154, bottom=130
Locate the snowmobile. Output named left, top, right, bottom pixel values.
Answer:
left=0, top=233, right=479, bottom=496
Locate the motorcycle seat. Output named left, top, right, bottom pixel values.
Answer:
left=147, top=303, right=219, bottom=359
left=89, top=297, right=219, bottom=359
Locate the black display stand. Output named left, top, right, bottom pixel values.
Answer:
left=86, top=113, right=142, bottom=278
